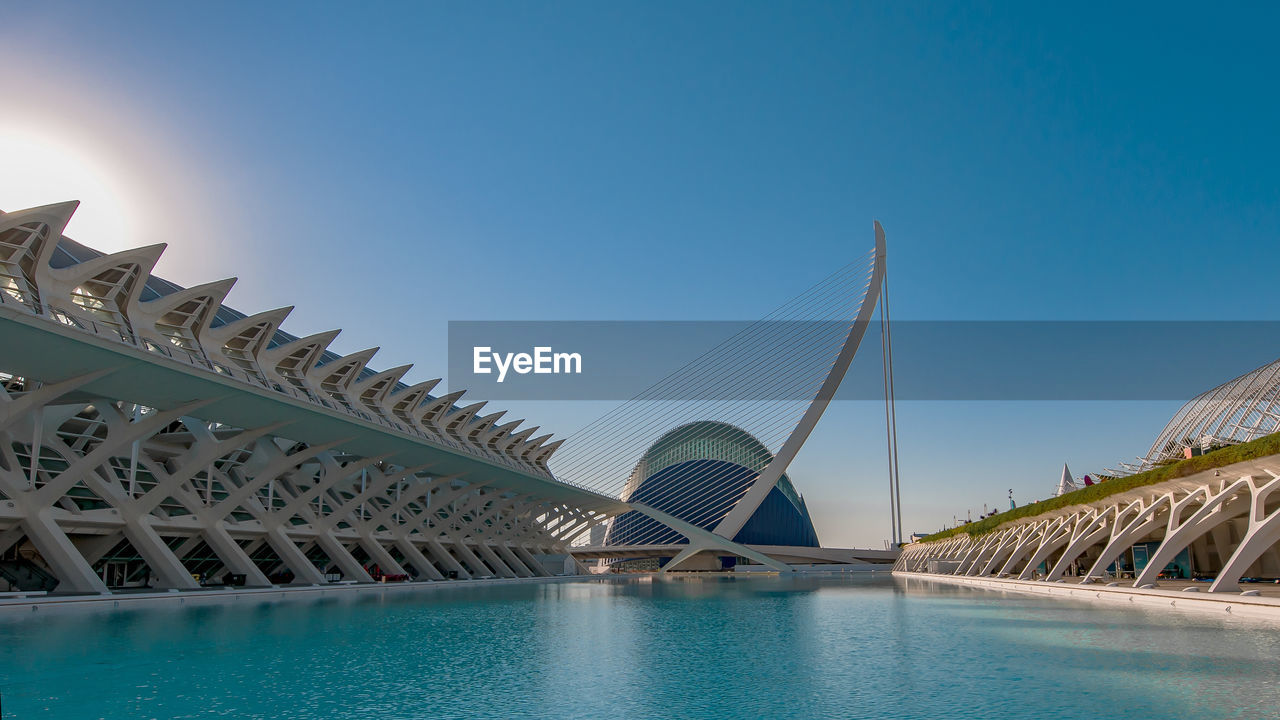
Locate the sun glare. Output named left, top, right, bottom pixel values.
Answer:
left=0, top=127, right=137, bottom=252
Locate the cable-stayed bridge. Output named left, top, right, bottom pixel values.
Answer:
left=553, top=223, right=902, bottom=572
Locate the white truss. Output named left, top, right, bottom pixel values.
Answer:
left=0, top=201, right=628, bottom=594
left=895, top=465, right=1280, bottom=593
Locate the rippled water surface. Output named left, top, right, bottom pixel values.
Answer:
left=3, top=574, right=1279, bottom=719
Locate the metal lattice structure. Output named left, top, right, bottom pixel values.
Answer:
left=1146, top=357, right=1280, bottom=463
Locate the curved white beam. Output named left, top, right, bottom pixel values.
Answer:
left=711, top=222, right=887, bottom=541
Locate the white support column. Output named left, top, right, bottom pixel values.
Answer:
left=1210, top=473, right=1280, bottom=593
left=202, top=524, right=272, bottom=587
left=356, top=532, right=409, bottom=578
left=262, top=526, right=327, bottom=585
left=1135, top=478, right=1253, bottom=588
left=474, top=542, right=517, bottom=578
left=996, top=522, right=1054, bottom=577
left=953, top=538, right=987, bottom=575
left=513, top=545, right=552, bottom=578
left=449, top=540, right=495, bottom=578
left=312, top=533, right=375, bottom=583
left=1083, top=496, right=1171, bottom=582
left=21, top=508, right=109, bottom=594
left=119, top=519, right=201, bottom=590
left=393, top=537, right=445, bottom=580
left=424, top=539, right=470, bottom=579
left=495, top=544, right=534, bottom=577
left=982, top=523, right=1043, bottom=576
left=957, top=533, right=1003, bottom=575
left=80, top=532, right=125, bottom=566
left=1045, top=510, right=1115, bottom=582
left=1015, top=522, right=1074, bottom=580
left=975, top=532, right=1016, bottom=576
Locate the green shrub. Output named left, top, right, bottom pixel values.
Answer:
left=917, top=433, right=1280, bottom=543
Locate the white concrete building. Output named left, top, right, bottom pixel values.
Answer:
left=0, top=201, right=627, bottom=594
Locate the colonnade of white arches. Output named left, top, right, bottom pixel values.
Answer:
left=895, top=469, right=1280, bottom=593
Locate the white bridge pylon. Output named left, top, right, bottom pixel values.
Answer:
left=557, top=223, right=891, bottom=572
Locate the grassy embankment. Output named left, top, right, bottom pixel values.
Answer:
left=918, top=432, right=1280, bottom=544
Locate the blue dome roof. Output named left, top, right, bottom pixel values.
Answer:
left=606, top=421, right=819, bottom=548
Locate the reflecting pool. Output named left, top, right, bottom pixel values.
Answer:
left=3, top=574, right=1279, bottom=719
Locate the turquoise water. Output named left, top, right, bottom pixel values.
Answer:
left=3, top=574, right=1279, bottom=719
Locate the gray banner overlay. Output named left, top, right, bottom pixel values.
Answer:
left=447, top=321, right=1280, bottom=401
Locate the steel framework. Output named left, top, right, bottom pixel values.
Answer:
left=1145, top=356, right=1280, bottom=465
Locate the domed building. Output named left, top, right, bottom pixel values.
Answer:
left=604, top=421, right=820, bottom=549
left=1146, top=355, right=1280, bottom=464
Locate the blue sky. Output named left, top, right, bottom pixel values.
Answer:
left=3, top=2, right=1278, bottom=545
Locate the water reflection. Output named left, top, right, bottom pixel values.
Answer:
left=1, top=574, right=1278, bottom=719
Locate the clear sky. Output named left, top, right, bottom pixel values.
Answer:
left=3, top=2, right=1278, bottom=546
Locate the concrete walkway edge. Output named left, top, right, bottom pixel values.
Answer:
left=893, top=571, right=1280, bottom=622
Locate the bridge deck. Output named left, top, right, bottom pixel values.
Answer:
left=571, top=544, right=898, bottom=564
